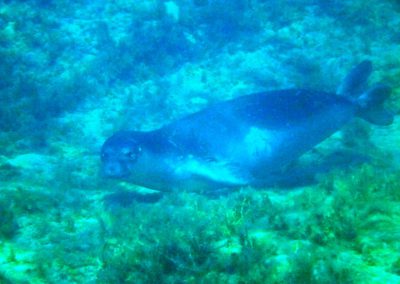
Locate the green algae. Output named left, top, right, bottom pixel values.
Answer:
left=2, top=164, right=400, bottom=283
left=0, top=201, right=19, bottom=240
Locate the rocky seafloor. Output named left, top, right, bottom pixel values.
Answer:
left=1, top=0, right=400, bottom=283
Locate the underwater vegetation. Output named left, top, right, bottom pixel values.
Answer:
left=90, top=165, right=400, bottom=283
left=3, top=161, right=400, bottom=282
left=0, top=199, right=19, bottom=240
left=0, top=0, right=400, bottom=283
left=3, top=165, right=393, bottom=283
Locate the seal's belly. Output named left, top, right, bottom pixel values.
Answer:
left=235, top=127, right=279, bottom=163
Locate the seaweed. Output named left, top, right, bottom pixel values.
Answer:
left=0, top=199, right=19, bottom=239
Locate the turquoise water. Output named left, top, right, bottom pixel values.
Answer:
left=1, top=1, right=400, bottom=283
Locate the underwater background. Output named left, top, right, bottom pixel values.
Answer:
left=1, top=0, right=400, bottom=283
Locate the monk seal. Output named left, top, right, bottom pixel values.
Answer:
left=101, top=60, right=393, bottom=192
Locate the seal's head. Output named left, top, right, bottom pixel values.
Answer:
left=101, top=131, right=143, bottom=178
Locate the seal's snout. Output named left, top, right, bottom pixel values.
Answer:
left=102, top=161, right=127, bottom=178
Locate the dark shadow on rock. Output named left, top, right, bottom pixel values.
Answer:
left=103, top=190, right=163, bottom=208
left=271, top=149, right=371, bottom=189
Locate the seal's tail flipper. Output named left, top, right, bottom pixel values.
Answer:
left=357, top=84, right=393, bottom=125
left=338, top=60, right=393, bottom=126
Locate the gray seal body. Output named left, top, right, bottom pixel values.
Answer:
left=101, top=61, right=392, bottom=192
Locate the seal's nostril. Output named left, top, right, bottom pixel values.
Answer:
left=104, top=164, right=117, bottom=176
left=103, top=162, right=127, bottom=178
left=107, top=166, right=115, bottom=174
